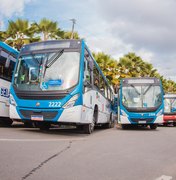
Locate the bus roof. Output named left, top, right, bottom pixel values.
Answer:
left=20, top=39, right=82, bottom=54
left=164, top=93, right=176, bottom=98
left=121, top=77, right=161, bottom=85
left=0, top=41, right=18, bottom=57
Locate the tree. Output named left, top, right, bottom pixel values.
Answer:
left=31, top=18, right=64, bottom=41
left=0, top=18, right=39, bottom=50
left=118, top=52, right=158, bottom=78
left=63, top=31, right=79, bottom=39
left=93, top=52, right=119, bottom=86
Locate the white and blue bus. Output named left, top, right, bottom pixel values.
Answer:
left=118, top=77, right=164, bottom=130
left=9, top=40, right=115, bottom=133
left=0, top=41, right=18, bottom=126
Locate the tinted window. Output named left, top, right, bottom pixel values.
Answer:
left=0, top=56, right=15, bottom=81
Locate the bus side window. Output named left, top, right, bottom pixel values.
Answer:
left=9, top=60, right=15, bottom=81
left=105, top=84, right=108, bottom=98
left=93, top=66, right=99, bottom=89
left=108, top=88, right=111, bottom=101
left=0, top=55, right=9, bottom=81
left=84, top=49, right=92, bottom=85
left=99, top=74, right=105, bottom=95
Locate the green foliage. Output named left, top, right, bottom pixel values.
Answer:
left=0, top=18, right=39, bottom=50
left=93, top=52, right=176, bottom=93
left=31, top=18, right=64, bottom=40
left=0, top=18, right=78, bottom=50
left=63, top=31, right=79, bottom=39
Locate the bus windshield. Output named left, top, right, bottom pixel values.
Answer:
left=14, top=51, right=80, bottom=91
left=164, top=98, right=176, bottom=113
left=122, top=85, right=162, bottom=109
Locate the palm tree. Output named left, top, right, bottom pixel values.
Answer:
left=1, top=18, right=39, bottom=50
left=118, top=52, right=158, bottom=78
left=93, top=52, right=119, bottom=86
left=63, top=31, right=79, bottom=39
left=31, top=18, right=64, bottom=41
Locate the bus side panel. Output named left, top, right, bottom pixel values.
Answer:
left=56, top=105, right=83, bottom=123
left=83, top=89, right=111, bottom=124
left=0, top=79, right=10, bottom=117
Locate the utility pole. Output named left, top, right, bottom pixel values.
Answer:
left=70, top=19, right=76, bottom=39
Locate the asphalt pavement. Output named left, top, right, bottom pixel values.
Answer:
left=0, top=123, right=175, bottom=180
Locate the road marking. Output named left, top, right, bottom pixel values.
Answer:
left=0, top=138, right=86, bottom=142
left=155, top=175, right=173, bottom=180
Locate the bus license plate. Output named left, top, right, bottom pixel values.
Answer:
left=31, top=115, right=43, bottom=121
left=138, top=121, right=146, bottom=124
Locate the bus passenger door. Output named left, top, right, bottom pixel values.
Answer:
left=82, top=50, right=94, bottom=123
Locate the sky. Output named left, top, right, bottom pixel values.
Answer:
left=0, top=0, right=176, bottom=80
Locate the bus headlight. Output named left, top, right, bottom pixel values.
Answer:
left=156, top=109, right=163, bottom=116
left=121, top=110, right=128, bottom=117
left=62, top=94, right=79, bottom=109
left=9, top=94, right=17, bottom=106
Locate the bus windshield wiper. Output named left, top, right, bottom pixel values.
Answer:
left=46, top=49, right=64, bottom=68
left=130, top=84, right=140, bottom=95
left=143, top=85, right=152, bottom=95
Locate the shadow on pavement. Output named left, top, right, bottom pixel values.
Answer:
left=116, top=124, right=159, bottom=131
left=20, top=125, right=106, bottom=137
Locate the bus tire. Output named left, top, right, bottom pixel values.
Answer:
left=76, top=125, right=83, bottom=130
left=150, top=124, right=157, bottom=130
left=163, top=123, right=167, bottom=127
left=1, top=118, right=13, bottom=127
left=102, top=114, right=114, bottom=129
left=173, top=122, right=176, bottom=127
left=24, top=121, right=36, bottom=128
left=39, top=122, right=51, bottom=131
left=121, top=124, right=128, bottom=129
left=84, top=110, right=96, bottom=134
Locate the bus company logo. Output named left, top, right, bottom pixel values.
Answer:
left=141, top=113, right=144, bottom=116
left=0, top=87, right=9, bottom=98
left=36, top=102, right=40, bottom=107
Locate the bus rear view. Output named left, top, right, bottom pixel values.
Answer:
left=118, top=77, right=164, bottom=130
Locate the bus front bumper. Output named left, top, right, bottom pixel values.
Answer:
left=10, top=105, right=92, bottom=124
left=119, top=115, right=163, bottom=124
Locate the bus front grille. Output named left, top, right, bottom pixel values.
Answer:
left=16, top=93, right=66, bottom=100
left=19, top=110, right=58, bottom=120
left=130, top=118, right=154, bottom=123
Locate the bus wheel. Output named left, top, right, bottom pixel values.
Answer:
left=163, top=123, right=167, bottom=127
left=24, top=122, right=36, bottom=128
left=150, top=124, right=157, bottom=130
left=103, top=114, right=114, bottom=129
left=121, top=124, right=128, bottom=129
left=173, top=122, right=176, bottom=127
left=76, top=125, right=83, bottom=130
left=84, top=114, right=96, bottom=134
left=1, top=118, right=13, bottom=127
left=39, top=122, right=51, bottom=131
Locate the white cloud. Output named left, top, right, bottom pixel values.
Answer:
left=87, top=0, right=176, bottom=78
left=1, top=0, right=175, bottom=80
left=135, top=49, right=154, bottom=63
left=0, top=0, right=33, bottom=18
